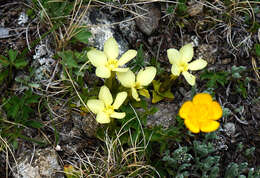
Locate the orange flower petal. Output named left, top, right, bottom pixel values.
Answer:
left=179, top=101, right=193, bottom=119
left=193, top=93, right=212, bottom=105
left=184, top=119, right=200, bottom=133
left=200, top=120, right=220, bottom=132
left=210, top=101, right=223, bottom=120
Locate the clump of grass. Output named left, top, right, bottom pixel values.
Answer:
left=63, top=117, right=160, bottom=177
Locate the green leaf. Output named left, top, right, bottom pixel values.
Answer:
left=58, top=50, right=78, bottom=68
left=8, top=49, right=18, bottom=63
left=0, top=70, right=9, bottom=83
left=152, top=80, right=174, bottom=103
left=14, top=58, right=28, bottom=69
left=231, top=66, right=246, bottom=79
left=0, top=55, right=10, bottom=67
left=152, top=90, right=164, bottom=103
left=74, top=28, right=92, bottom=44
left=255, top=44, right=260, bottom=57
left=201, top=70, right=228, bottom=88
left=139, top=88, right=150, bottom=98
left=26, top=120, right=43, bottom=128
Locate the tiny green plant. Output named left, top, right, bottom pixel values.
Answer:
left=160, top=133, right=220, bottom=178
left=0, top=49, right=28, bottom=83
left=201, top=65, right=250, bottom=98
left=0, top=90, right=44, bottom=149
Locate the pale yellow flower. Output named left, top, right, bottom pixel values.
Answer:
left=87, top=85, right=127, bottom=124
left=117, top=66, right=156, bottom=101
left=179, top=93, right=223, bottom=133
left=87, top=37, right=137, bottom=78
left=167, top=43, right=207, bottom=86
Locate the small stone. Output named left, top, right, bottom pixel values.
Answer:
left=0, top=27, right=9, bottom=38
left=191, top=35, right=199, bottom=47
left=18, top=12, right=28, bottom=26
left=135, top=4, right=161, bottom=36
left=197, top=44, right=217, bottom=64
left=224, top=122, right=236, bottom=137
left=187, top=1, right=204, bottom=16
left=221, top=58, right=232, bottom=64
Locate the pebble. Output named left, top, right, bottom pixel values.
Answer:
left=221, top=58, right=232, bottom=64
left=224, top=122, right=236, bottom=137
left=187, top=0, right=204, bottom=16
left=0, top=27, right=9, bottom=38
left=135, top=4, right=161, bottom=36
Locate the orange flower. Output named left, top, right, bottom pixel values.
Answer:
left=179, top=93, right=223, bottom=133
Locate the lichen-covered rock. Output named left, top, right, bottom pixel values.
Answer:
left=13, top=148, right=63, bottom=178
left=83, top=8, right=129, bottom=56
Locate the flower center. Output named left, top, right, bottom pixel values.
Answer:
left=179, top=62, right=188, bottom=72
left=134, top=82, right=142, bottom=89
left=106, top=59, right=118, bottom=70
left=104, top=105, right=114, bottom=115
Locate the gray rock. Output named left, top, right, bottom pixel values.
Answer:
left=72, top=112, right=98, bottom=138
left=0, top=27, right=9, bottom=38
left=147, top=102, right=178, bottom=128
left=135, top=4, right=161, bottom=36
left=224, top=122, right=236, bottom=137
left=83, top=8, right=129, bottom=56
left=13, top=148, right=63, bottom=178
left=119, top=17, right=143, bottom=46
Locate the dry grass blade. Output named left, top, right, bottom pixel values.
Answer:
left=251, top=57, right=260, bottom=80
left=0, top=136, right=18, bottom=178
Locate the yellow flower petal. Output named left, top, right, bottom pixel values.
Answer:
left=113, top=92, right=127, bottom=109
left=171, top=63, right=181, bottom=76
left=87, top=99, right=105, bottom=114
left=112, top=67, right=129, bottom=72
left=136, top=66, right=157, bottom=86
left=167, top=48, right=180, bottom=64
left=118, top=50, right=137, bottom=66
left=131, top=88, right=140, bottom=101
left=193, top=93, right=212, bottom=105
left=179, top=43, right=194, bottom=62
left=104, top=37, right=119, bottom=60
left=184, top=119, right=200, bottom=133
left=182, top=71, right=196, bottom=86
left=117, top=70, right=135, bottom=88
left=179, top=101, right=193, bottom=119
left=200, top=120, right=220, bottom=132
left=87, top=50, right=107, bottom=67
left=99, top=86, right=113, bottom=106
left=96, top=112, right=110, bottom=124
left=188, top=59, right=207, bottom=71
left=210, top=101, right=223, bottom=120
left=96, top=66, right=111, bottom=78
left=110, top=112, right=126, bottom=119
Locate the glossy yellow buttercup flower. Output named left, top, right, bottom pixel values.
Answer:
left=87, top=37, right=137, bottom=78
left=87, top=85, right=127, bottom=124
left=179, top=93, right=223, bottom=133
left=117, top=66, right=156, bottom=101
left=167, top=43, right=207, bottom=86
